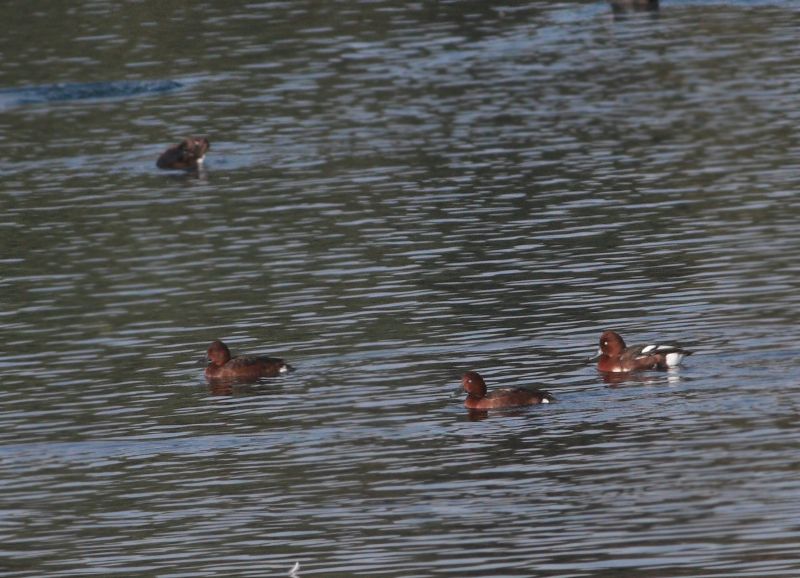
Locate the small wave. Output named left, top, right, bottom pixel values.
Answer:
left=0, top=79, right=183, bottom=109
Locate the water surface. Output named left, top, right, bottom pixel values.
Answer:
left=2, top=1, right=800, bottom=576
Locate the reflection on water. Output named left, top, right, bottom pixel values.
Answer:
left=609, top=0, right=660, bottom=17
left=2, top=1, right=800, bottom=576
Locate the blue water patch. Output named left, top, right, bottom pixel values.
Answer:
left=0, top=79, right=183, bottom=110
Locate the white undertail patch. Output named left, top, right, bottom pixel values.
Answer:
left=665, top=352, right=685, bottom=367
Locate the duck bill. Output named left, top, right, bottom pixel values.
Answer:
left=587, top=348, right=603, bottom=363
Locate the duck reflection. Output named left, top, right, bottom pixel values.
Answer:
left=208, top=380, right=290, bottom=396
left=465, top=407, right=532, bottom=421
left=609, top=0, right=659, bottom=17
left=601, top=370, right=683, bottom=388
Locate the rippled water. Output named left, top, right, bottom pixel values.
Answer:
left=2, top=1, right=800, bottom=576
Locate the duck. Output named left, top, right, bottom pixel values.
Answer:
left=462, top=371, right=553, bottom=410
left=204, top=339, right=292, bottom=382
left=593, top=330, right=691, bottom=373
left=157, top=137, right=210, bottom=170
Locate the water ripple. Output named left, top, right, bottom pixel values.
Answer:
left=2, top=0, right=800, bottom=576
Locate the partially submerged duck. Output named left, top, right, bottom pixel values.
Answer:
left=157, top=137, right=210, bottom=170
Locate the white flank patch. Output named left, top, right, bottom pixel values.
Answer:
left=280, top=364, right=289, bottom=373
left=541, top=398, right=551, bottom=404
left=641, top=344, right=657, bottom=353
left=665, top=352, right=685, bottom=367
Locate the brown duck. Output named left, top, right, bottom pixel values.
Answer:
left=157, top=137, right=210, bottom=170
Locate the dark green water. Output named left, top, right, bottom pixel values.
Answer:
left=2, top=1, right=800, bottom=576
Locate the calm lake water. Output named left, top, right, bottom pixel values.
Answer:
left=2, top=1, right=800, bottom=576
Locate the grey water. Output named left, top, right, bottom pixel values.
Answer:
left=2, top=1, right=800, bottom=576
